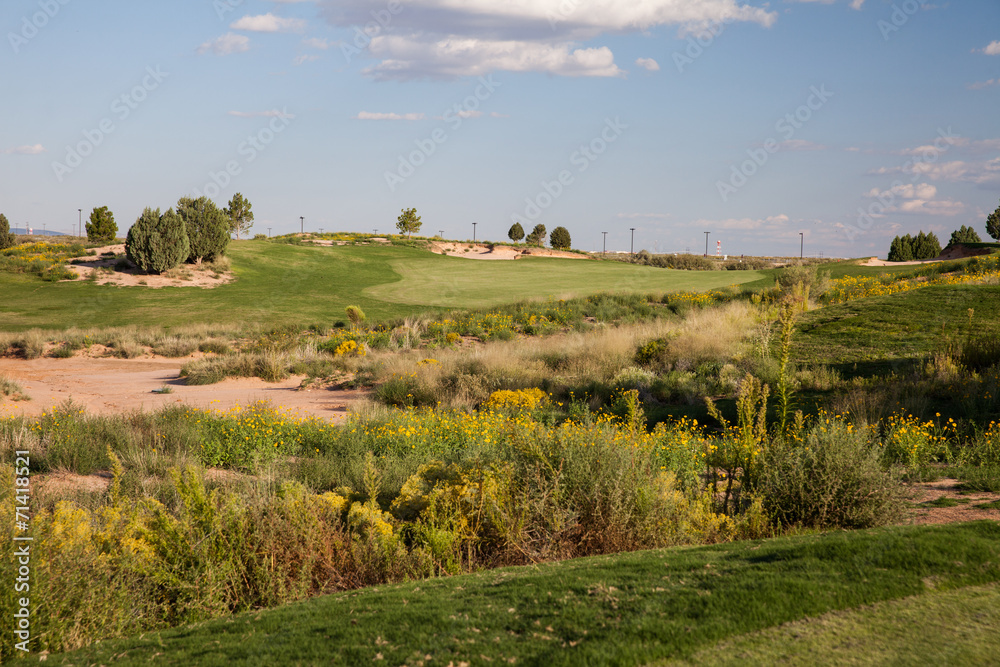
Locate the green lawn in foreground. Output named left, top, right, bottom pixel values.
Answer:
left=37, top=522, right=1000, bottom=666
left=0, top=242, right=766, bottom=332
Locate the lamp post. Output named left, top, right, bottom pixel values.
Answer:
left=267, top=227, right=272, bottom=238
left=319, top=228, right=324, bottom=235
left=78, top=209, right=82, bottom=238
left=602, top=231, right=608, bottom=255
left=472, top=222, right=477, bottom=242
left=439, top=230, right=444, bottom=238
left=799, top=232, right=804, bottom=259
left=629, top=228, right=636, bottom=256
left=300, top=216, right=304, bottom=234
left=704, top=231, right=710, bottom=257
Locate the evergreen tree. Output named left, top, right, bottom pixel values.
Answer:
left=526, top=223, right=546, bottom=246
left=85, top=206, right=118, bottom=244
left=125, top=208, right=189, bottom=274
left=177, top=196, right=230, bottom=263
left=949, top=225, right=982, bottom=246
left=0, top=213, right=14, bottom=250
left=987, top=199, right=1000, bottom=241
left=549, top=226, right=572, bottom=250
left=507, top=222, right=525, bottom=243
left=225, top=193, right=254, bottom=239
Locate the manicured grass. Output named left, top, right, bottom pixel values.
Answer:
left=663, top=583, right=1000, bottom=666
left=816, top=260, right=918, bottom=281
left=366, top=254, right=766, bottom=309
left=795, top=283, right=1000, bottom=373
left=38, top=522, right=1000, bottom=666
left=0, top=243, right=764, bottom=332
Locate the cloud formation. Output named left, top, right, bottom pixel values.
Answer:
left=231, top=13, right=307, bottom=32
left=3, top=144, right=46, bottom=155
left=321, top=0, right=776, bottom=79
left=635, top=57, right=660, bottom=71
left=982, top=40, right=1000, bottom=56
left=197, top=33, right=250, bottom=56
left=354, top=111, right=426, bottom=120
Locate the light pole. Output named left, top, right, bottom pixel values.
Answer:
left=267, top=227, right=272, bottom=238
left=799, top=232, right=804, bottom=259
left=704, top=231, right=710, bottom=257
left=319, top=228, right=324, bottom=235
left=300, top=216, right=304, bottom=234
left=472, top=222, right=477, bottom=242
left=78, top=209, right=82, bottom=238
left=439, top=230, right=444, bottom=238
left=602, top=231, right=608, bottom=255
left=629, top=228, right=636, bottom=256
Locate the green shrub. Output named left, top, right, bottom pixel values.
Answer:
left=0, top=213, right=15, bottom=250
left=375, top=374, right=437, bottom=408
left=86, top=206, right=118, bottom=243
left=126, top=208, right=190, bottom=274
left=549, top=226, right=571, bottom=250
left=758, top=420, right=907, bottom=529
left=177, top=196, right=230, bottom=263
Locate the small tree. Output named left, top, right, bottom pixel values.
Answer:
left=526, top=223, right=547, bottom=247
left=888, top=234, right=913, bottom=262
left=949, top=225, right=982, bottom=246
left=126, top=208, right=190, bottom=274
left=549, top=226, right=572, bottom=250
left=177, top=196, right=230, bottom=263
left=507, top=222, right=524, bottom=243
left=396, top=208, right=422, bottom=238
left=85, top=206, right=118, bottom=244
left=912, top=231, right=941, bottom=259
left=0, top=213, right=14, bottom=250
left=225, top=192, right=254, bottom=239
left=987, top=200, right=1000, bottom=241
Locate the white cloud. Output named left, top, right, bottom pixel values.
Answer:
left=969, top=78, right=999, bottom=90
left=230, top=13, right=306, bottom=33
left=354, top=111, right=426, bottom=121
left=321, top=0, right=776, bottom=79
left=865, top=182, right=964, bottom=216
left=303, top=37, right=333, bottom=50
left=983, top=40, right=1000, bottom=56
left=228, top=109, right=296, bottom=119
left=691, top=214, right=790, bottom=231
left=365, top=36, right=622, bottom=80
left=197, top=33, right=250, bottom=56
left=849, top=0, right=865, bottom=9
left=778, top=139, right=826, bottom=151
left=3, top=144, right=46, bottom=155
left=635, top=57, right=660, bottom=71
left=294, top=54, right=320, bottom=65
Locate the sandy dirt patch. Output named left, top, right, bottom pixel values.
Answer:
left=907, top=477, right=1000, bottom=525
left=428, top=241, right=590, bottom=261
left=861, top=243, right=993, bottom=267
left=0, top=356, right=362, bottom=422
left=63, top=244, right=234, bottom=289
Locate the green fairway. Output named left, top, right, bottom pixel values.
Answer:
left=0, top=242, right=766, bottom=332
left=365, top=254, right=766, bottom=308
left=36, top=522, right=1000, bottom=666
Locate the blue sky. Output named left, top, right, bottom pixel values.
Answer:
left=1, top=0, right=998, bottom=256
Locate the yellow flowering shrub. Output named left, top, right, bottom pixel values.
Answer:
left=482, top=387, right=549, bottom=413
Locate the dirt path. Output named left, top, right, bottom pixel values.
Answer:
left=907, top=478, right=1000, bottom=525
left=0, top=356, right=363, bottom=421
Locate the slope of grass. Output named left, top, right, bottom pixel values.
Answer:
left=366, top=254, right=766, bottom=308
left=663, top=583, right=1000, bottom=666
left=37, top=522, right=1000, bottom=666
left=0, top=242, right=764, bottom=333
left=795, top=283, right=1000, bottom=373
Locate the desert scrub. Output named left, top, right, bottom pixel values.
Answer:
left=0, top=374, right=30, bottom=401
left=758, top=417, right=907, bottom=529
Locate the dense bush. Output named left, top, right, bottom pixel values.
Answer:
left=177, top=196, right=230, bottom=263
left=0, top=213, right=14, bottom=250
left=549, top=226, right=572, bottom=250
left=888, top=231, right=941, bottom=262
left=85, top=206, right=118, bottom=243
left=758, top=420, right=907, bottom=529
left=125, top=208, right=190, bottom=274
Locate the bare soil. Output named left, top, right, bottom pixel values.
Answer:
left=427, top=241, right=590, bottom=261
left=63, top=244, right=234, bottom=289
left=0, top=356, right=363, bottom=422
left=906, top=478, right=1000, bottom=525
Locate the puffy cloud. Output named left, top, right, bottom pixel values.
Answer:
left=364, top=36, right=622, bottom=80
left=969, top=78, right=999, bottom=90
left=691, top=214, right=790, bottom=231
left=982, top=41, right=1000, bottom=56
left=635, top=57, right=660, bottom=71
left=321, top=0, right=776, bottom=79
left=197, top=33, right=250, bottom=55
left=230, top=13, right=307, bottom=33
left=3, top=144, right=46, bottom=155
left=865, top=182, right=964, bottom=217
left=354, top=111, right=426, bottom=120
